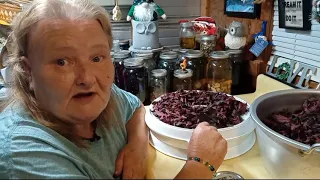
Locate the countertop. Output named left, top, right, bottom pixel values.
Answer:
left=145, top=74, right=293, bottom=179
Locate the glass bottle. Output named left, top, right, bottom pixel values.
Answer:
left=173, top=69, right=193, bottom=91
left=150, top=69, right=168, bottom=102
left=227, top=49, right=246, bottom=95
left=179, top=22, right=196, bottom=49
left=157, top=51, right=179, bottom=92
left=200, top=35, right=217, bottom=58
left=123, top=58, right=146, bottom=102
left=113, top=50, right=131, bottom=90
left=207, top=51, right=232, bottom=94
left=119, top=39, right=130, bottom=50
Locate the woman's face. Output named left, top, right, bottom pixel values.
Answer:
left=26, top=19, right=114, bottom=125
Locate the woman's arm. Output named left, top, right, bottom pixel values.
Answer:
left=126, top=104, right=149, bottom=145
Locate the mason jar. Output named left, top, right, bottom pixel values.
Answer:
left=227, top=49, right=247, bottom=94
left=179, top=22, right=196, bottom=49
left=113, top=50, right=131, bottom=90
left=207, top=51, right=232, bottom=94
left=119, top=39, right=130, bottom=50
left=200, top=35, right=217, bottom=58
left=150, top=69, right=168, bottom=102
left=158, top=51, right=179, bottom=92
left=173, top=69, right=193, bottom=91
left=123, top=58, right=146, bottom=103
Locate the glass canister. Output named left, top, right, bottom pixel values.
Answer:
left=180, top=50, right=206, bottom=90
left=135, top=53, right=156, bottom=104
left=173, top=69, right=193, bottom=91
left=227, top=49, right=247, bottom=94
left=113, top=50, right=131, bottom=90
left=123, top=58, right=146, bottom=103
left=150, top=69, right=168, bottom=102
left=158, top=51, right=179, bottom=92
left=119, top=39, right=130, bottom=50
left=179, top=22, right=196, bottom=49
left=207, top=51, right=232, bottom=94
left=200, top=35, right=217, bottom=58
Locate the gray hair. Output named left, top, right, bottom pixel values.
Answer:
left=5, top=0, right=113, bottom=147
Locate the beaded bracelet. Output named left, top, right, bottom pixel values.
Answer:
left=188, top=157, right=216, bottom=172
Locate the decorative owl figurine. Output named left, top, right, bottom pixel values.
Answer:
left=224, top=21, right=247, bottom=50
left=127, top=0, right=166, bottom=22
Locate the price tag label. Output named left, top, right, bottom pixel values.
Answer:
left=249, top=38, right=269, bottom=57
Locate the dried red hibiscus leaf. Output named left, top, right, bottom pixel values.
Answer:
left=151, top=90, right=248, bottom=129
left=263, top=97, right=320, bottom=145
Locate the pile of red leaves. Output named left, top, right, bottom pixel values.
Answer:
left=151, top=90, right=248, bottom=129
left=263, top=97, right=320, bottom=145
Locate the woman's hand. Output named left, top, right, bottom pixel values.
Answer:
left=175, top=122, right=227, bottom=179
left=188, top=122, right=227, bottom=172
left=114, top=141, right=148, bottom=179
left=114, top=105, right=148, bottom=179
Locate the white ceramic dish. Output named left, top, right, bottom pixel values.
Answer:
left=149, top=130, right=256, bottom=160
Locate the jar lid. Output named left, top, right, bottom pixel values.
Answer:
left=210, top=51, right=230, bottom=59
left=160, top=51, right=178, bottom=60
left=213, top=171, right=244, bottom=179
left=174, top=69, right=193, bottom=79
left=201, top=35, right=216, bottom=41
left=123, top=57, right=144, bottom=67
left=185, top=50, right=204, bottom=58
left=227, top=49, right=243, bottom=55
left=180, top=22, right=194, bottom=28
left=152, top=69, right=167, bottom=77
left=114, top=50, right=131, bottom=59
left=119, top=39, right=130, bottom=45
left=135, top=53, right=153, bottom=59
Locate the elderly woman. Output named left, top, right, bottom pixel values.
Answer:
left=0, top=0, right=227, bottom=179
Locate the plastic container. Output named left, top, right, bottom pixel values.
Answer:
left=146, top=94, right=256, bottom=160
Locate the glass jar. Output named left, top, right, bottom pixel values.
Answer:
left=113, top=50, right=131, bottom=90
left=173, top=69, right=193, bottom=91
left=207, top=51, right=232, bottom=94
left=227, top=49, right=246, bottom=94
left=113, top=40, right=121, bottom=52
left=135, top=53, right=156, bottom=105
left=179, top=22, right=196, bottom=49
left=158, top=51, right=179, bottom=92
left=195, top=36, right=201, bottom=50
left=119, top=40, right=130, bottom=50
left=150, top=69, right=168, bottom=102
left=200, top=35, right=217, bottom=58
left=180, top=50, right=206, bottom=90
left=123, top=58, right=146, bottom=102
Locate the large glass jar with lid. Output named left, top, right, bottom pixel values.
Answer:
left=227, top=49, right=246, bottom=94
left=123, top=58, right=146, bottom=103
left=180, top=50, right=206, bottom=90
left=149, top=69, right=168, bottom=102
left=207, top=51, right=232, bottom=94
left=113, top=50, right=131, bottom=90
left=135, top=53, right=156, bottom=104
left=173, top=69, right=193, bottom=91
left=179, top=22, right=196, bottom=49
left=157, top=51, right=179, bottom=92
left=200, top=35, right=217, bottom=58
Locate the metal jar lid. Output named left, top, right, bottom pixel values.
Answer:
left=227, top=49, right=243, bottom=55
left=210, top=51, right=230, bottom=59
left=114, top=50, right=131, bottom=59
left=151, top=69, right=167, bottom=77
left=180, top=22, right=194, bottom=28
left=213, top=171, right=244, bottom=179
left=174, top=69, right=193, bottom=79
left=119, top=39, right=130, bottom=45
left=160, top=51, right=178, bottom=60
left=201, top=35, right=216, bottom=41
left=123, top=57, right=145, bottom=67
left=135, top=52, right=153, bottom=59
left=185, top=50, right=204, bottom=58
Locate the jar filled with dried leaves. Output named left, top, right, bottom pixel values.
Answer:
left=200, top=35, right=216, bottom=58
left=173, top=69, right=193, bottom=91
left=207, top=51, right=232, bottom=94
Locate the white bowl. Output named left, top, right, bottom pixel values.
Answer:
left=145, top=92, right=256, bottom=159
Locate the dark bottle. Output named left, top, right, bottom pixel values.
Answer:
left=119, top=40, right=130, bottom=50
left=123, top=58, right=146, bottom=103
left=157, top=51, right=179, bottom=92
left=227, top=49, right=247, bottom=95
left=113, top=50, right=131, bottom=90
